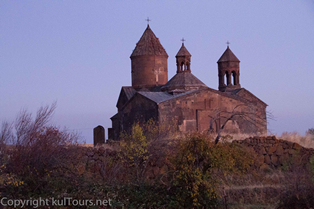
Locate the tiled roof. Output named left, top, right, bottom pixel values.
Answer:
left=135, top=87, right=264, bottom=107
left=130, top=25, right=168, bottom=57
left=122, top=86, right=136, bottom=100
left=231, top=88, right=242, bottom=94
left=161, top=72, right=207, bottom=91
left=176, top=43, right=191, bottom=57
left=137, top=91, right=173, bottom=103
left=138, top=89, right=200, bottom=104
left=217, top=46, right=240, bottom=62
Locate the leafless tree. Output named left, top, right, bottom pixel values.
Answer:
left=207, top=104, right=272, bottom=144
left=0, top=103, right=85, bottom=197
left=14, top=102, right=57, bottom=145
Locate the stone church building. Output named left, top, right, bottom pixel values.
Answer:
left=108, top=25, right=267, bottom=140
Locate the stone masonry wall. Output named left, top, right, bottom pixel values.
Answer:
left=158, top=89, right=267, bottom=135
left=233, top=136, right=314, bottom=171
left=82, top=136, right=314, bottom=178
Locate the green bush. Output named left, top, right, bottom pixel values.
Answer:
left=164, top=133, right=253, bottom=209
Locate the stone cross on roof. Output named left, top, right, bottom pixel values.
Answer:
left=181, top=38, right=186, bottom=44
left=226, top=41, right=230, bottom=47
left=145, top=17, right=151, bottom=25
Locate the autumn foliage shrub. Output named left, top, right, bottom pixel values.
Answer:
left=3, top=106, right=314, bottom=208
left=0, top=108, right=257, bottom=208
left=0, top=103, right=83, bottom=199
left=118, top=124, right=151, bottom=182
left=165, top=133, right=254, bottom=208
left=115, top=129, right=254, bottom=208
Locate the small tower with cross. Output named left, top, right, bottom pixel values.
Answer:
left=217, top=42, right=241, bottom=92
left=176, top=38, right=192, bottom=73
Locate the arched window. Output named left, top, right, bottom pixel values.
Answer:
left=181, top=62, right=184, bottom=71
left=225, top=71, right=229, bottom=85
left=232, top=71, right=237, bottom=85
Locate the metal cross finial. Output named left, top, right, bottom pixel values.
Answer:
left=226, top=41, right=230, bottom=47
left=181, top=38, right=186, bottom=44
left=145, top=17, right=151, bottom=25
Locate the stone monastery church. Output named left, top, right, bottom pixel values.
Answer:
left=108, top=25, right=267, bottom=140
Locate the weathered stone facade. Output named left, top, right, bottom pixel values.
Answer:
left=109, top=25, right=267, bottom=140
left=158, top=88, right=266, bottom=134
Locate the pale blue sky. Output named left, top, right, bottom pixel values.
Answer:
left=1, top=1, right=314, bottom=143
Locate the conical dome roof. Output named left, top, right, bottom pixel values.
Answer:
left=161, top=72, right=207, bottom=92
left=176, top=43, right=191, bottom=57
left=217, top=46, right=240, bottom=62
left=131, top=25, right=168, bottom=57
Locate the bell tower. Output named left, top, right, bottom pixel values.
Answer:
left=176, top=39, right=191, bottom=73
left=217, top=44, right=241, bottom=92
left=130, top=24, right=168, bottom=89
